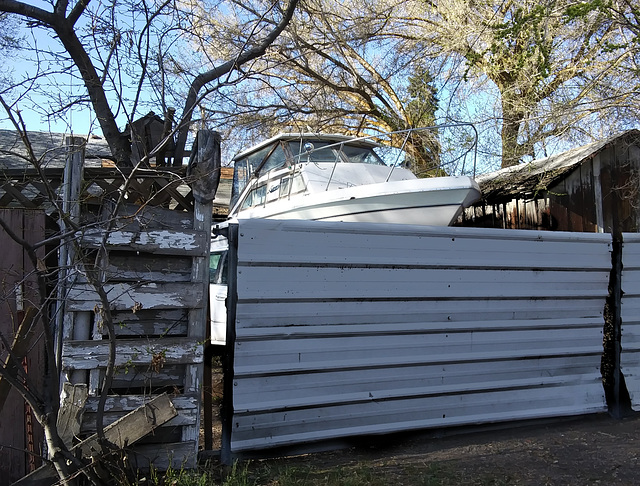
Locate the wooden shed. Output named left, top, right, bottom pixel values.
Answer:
left=458, top=130, right=640, bottom=233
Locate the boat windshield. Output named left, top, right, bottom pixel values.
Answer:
left=230, top=144, right=275, bottom=209
left=230, top=138, right=387, bottom=210
left=289, top=141, right=385, bottom=165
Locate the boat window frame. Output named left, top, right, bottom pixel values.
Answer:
left=288, top=140, right=386, bottom=166
left=240, top=183, right=268, bottom=210
left=230, top=142, right=282, bottom=209
left=233, top=141, right=298, bottom=211
left=259, top=142, right=292, bottom=174
left=210, top=250, right=228, bottom=285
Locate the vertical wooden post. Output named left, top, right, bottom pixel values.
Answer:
left=220, top=223, right=238, bottom=466
left=183, top=130, right=221, bottom=461
left=609, top=235, right=624, bottom=418
left=607, top=161, right=629, bottom=418
left=203, top=311, right=213, bottom=451
left=56, top=137, right=86, bottom=384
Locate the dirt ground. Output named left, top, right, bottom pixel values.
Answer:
left=204, top=367, right=640, bottom=485
left=260, top=414, right=640, bottom=486
left=217, top=412, right=640, bottom=485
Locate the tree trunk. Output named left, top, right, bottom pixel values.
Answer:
left=42, top=412, right=80, bottom=486
left=500, top=97, right=527, bottom=168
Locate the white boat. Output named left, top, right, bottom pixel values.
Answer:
left=228, top=132, right=481, bottom=226
left=212, top=130, right=481, bottom=345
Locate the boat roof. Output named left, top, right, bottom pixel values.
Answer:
left=232, top=132, right=380, bottom=161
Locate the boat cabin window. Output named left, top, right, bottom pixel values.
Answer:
left=340, top=144, right=385, bottom=165
left=230, top=144, right=274, bottom=208
left=260, top=144, right=288, bottom=174
left=210, top=250, right=228, bottom=285
left=289, top=141, right=385, bottom=165
left=241, top=184, right=266, bottom=210
left=289, top=141, right=338, bottom=163
left=230, top=137, right=386, bottom=211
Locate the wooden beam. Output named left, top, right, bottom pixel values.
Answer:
left=78, top=228, right=208, bottom=255
left=56, top=383, right=88, bottom=449
left=14, top=393, right=177, bottom=485
left=65, top=282, right=203, bottom=312
left=77, top=393, right=177, bottom=457
left=62, top=336, right=204, bottom=370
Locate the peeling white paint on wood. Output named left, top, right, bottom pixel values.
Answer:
left=79, top=229, right=208, bottom=254
left=65, top=282, right=203, bottom=311
left=61, top=336, right=203, bottom=370
left=81, top=395, right=199, bottom=432
left=61, top=168, right=213, bottom=470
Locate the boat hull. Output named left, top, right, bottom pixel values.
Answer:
left=236, top=176, right=481, bottom=226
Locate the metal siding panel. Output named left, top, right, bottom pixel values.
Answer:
left=231, top=219, right=610, bottom=452
left=621, top=234, right=640, bottom=408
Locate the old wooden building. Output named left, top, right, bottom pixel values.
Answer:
left=459, top=130, right=640, bottom=233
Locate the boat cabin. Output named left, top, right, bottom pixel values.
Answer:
left=229, top=133, right=404, bottom=215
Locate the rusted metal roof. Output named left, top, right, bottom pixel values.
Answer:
left=477, top=130, right=640, bottom=201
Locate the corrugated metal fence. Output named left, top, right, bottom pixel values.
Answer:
left=621, top=233, right=640, bottom=408
left=224, top=219, right=612, bottom=455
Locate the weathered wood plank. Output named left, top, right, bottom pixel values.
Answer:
left=109, top=364, right=185, bottom=389
left=81, top=406, right=197, bottom=433
left=182, top=141, right=214, bottom=449
left=14, top=394, right=178, bottom=484
left=103, top=204, right=194, bottom=231
left=78, top=228, right=208, bottom=255
left=126, top=441, right=197, bottom=470
left=107, top=309, right=188, bottom=337
left=62, top=337, right=203, bottom=370
left=77, top=393, right=177, bottom=458
left=106, top=254, right=192, bottom=282
left=82, top=394, right=198, bottom=432
left=65, top=282, right=203, bottom=311
left=57, top=383, right=88, bottom=449
left=83, top=394, right=197, bottom=413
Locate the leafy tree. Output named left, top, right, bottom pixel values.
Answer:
left=190, top=0, right=444, bottom=174
left=422, top=0, right=636, bottom=168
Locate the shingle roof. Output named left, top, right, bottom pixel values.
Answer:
left=0, top=130, right=112, bottom=171
left=476, top=130, right=640, bottom=200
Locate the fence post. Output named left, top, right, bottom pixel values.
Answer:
left=55, top=137, right=85, bottom=381
left=220, top=222, right=238, bottom=466
left=611, top=235, right=623, bottom=417
left=184, top=130, right=221, bottom=459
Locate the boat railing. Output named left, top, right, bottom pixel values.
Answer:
left=325, top=141, right=345, bottom=191
left=385, top=131, right=413, bottom=182
left=292, top=124, right=478, bottom=190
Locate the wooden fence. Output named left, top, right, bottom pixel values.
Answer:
left=0, top=209, right=46, bottom=482
left=1, top=133, right=219, bottom=480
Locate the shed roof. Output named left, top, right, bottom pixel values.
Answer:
left=0, top=130, right=112, bottom=171
left=476, top=129, right=640, bottom=201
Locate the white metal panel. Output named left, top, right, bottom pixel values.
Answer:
left=231, top=219, right=611, bottom=452
left=620, top=234, right=640, bottom=408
